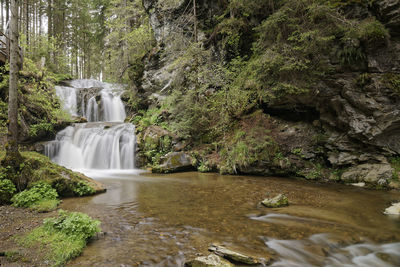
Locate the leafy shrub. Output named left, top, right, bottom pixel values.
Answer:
left=0, top=179, right=17, bottom=204
left=44, top=210, right=101, bottom=240
left=29, top=122, right=54, bottom=137
left=11, top=182, right=59, bottom=209
left=357, top=18, right=389, bottom=47
left=71, top=181, right=95, bottom=197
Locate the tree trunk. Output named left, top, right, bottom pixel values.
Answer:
left=193, top=0, right=198, bottom=42
left=6, top=0, right=9, bottom=25
left=1, top=0, right=4, bottom=31
left=5, top=0, right=22, bottom=165
left=24, top=0, right=28, bottom=46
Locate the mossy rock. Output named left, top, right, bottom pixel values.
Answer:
left=261, top=194, right=289, bottom=208
left=0, top=151, right=106, bottom=197
left=152, top=152, right=195, bottom=173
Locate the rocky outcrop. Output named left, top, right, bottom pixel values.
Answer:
left=376, top=0, right=400, bottom=36
left=138, top=0, right=400, bottom=188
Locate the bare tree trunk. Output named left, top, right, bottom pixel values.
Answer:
left=39, top=0, right=42, bottom=36
left=6, top=0, right=22, bottom=161
left=6, top=0, right=9, bottom=25
left=1, top=0, right=4, bottom=31
left=24, top=0, right=28, bottom=46
left=193, top=0, right=198, bottom=42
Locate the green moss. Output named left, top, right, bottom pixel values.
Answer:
left=17, top=210, right=101, bottom=266
left=29, top=199, right=60, bottom=213
left=0, top=151, right=99, bottom=197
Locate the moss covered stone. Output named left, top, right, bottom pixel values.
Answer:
left=261, top=194, right=289, bottom=208
left=0, top=151, right=105, bottom=197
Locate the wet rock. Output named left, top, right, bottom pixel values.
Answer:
left=351, top=182, right=366, bottom=187
left=153, top=152, right=194, bottom=173
left=341, top=164, right=394, bottom=184
left=384, top=202, right=400, bottom=215
left=261, top=194, right=289, bottom=208
left=376, top=0, right=400, bottom=36
left=185, top=254, right=234, bottom=267
left=209, top=244, right=262, bottom=265
left=388, top=180, right=400, bottom=189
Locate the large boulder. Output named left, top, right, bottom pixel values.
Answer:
left=153, top=152, right=194, bottom=173
left=341, top=163, right=394, bottom=185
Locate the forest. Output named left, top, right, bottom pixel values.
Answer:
left=1, top=0, right=400, bottom=266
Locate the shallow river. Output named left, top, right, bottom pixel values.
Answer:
left=62, top=171, right=400, bottom=267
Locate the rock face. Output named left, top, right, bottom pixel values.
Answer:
left=152, top=151, right=194, bottom=173
left=137, top=0, right=400, bottom=188
left=384, top=202, right=400, bottom=215
left=185, top=254, right=234, bottom=267
left=261, top=194, right=289, bottom=208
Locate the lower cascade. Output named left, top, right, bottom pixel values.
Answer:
left=46, top=79, right=136, bottom=170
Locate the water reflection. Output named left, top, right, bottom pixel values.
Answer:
left=62, top=172, right=400, bottom=266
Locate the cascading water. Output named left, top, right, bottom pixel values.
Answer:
left=46, top=79, right=136, bottom=170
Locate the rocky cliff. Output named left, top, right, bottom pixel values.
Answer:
left=136, top=0, right=400, bottom=189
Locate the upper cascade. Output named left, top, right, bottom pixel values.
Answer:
left=55, top=79, right=126, bottom=122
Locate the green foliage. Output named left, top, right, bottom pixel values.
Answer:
left=356, top=73, right=372, bottom=87
left=11, top=182, right=59, bottom=211
left=0, top=179, right=17, bottom=204
left=297, top=164, right=323, bottom=180
left=29, top=123, right=54, bottom=138
left=384, top=73, right=400, bottom=95
left=29, top=199, right=60, bottom=213
left=390, top=157, right=400, bottom=180
left=104, top=0, right=155, bottom=83
left=44, top=210, right=101, bottom=240
left=18, top=210, right=100, bottom=266
left=219, top=118, right=279, bottom=174
left=71, top=181, right=95, bottom=197
left=356, top=18, right=389, bottom=47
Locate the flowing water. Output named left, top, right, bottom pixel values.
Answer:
left=47, top=79, right=135, bottom=171
left=46, top=79, right=400, bottom=266
left=61, top=172, right=400, bottom=267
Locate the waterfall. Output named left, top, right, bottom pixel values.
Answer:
left=55, top=79, right=126, bottom=122
left=46, top=79, right=136, bottom=171
left=55, top=85, right=78, bottom=116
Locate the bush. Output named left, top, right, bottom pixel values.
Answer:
left=71, top=181, right=95, bottom=197
left=18, top=210, right=101, bottom=266
left=0, top=179, right=17, bottom=204
left=44, top=210, right=101, bottom=240
left=357, top=18, right=389, bottom=47
left=11, top=182, right=59, bottom=209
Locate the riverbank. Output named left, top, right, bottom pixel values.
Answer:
left=0, top=206, right=58, bottom=266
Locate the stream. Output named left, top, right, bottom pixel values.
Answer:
left=46, top=80, right=400, bottom=266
